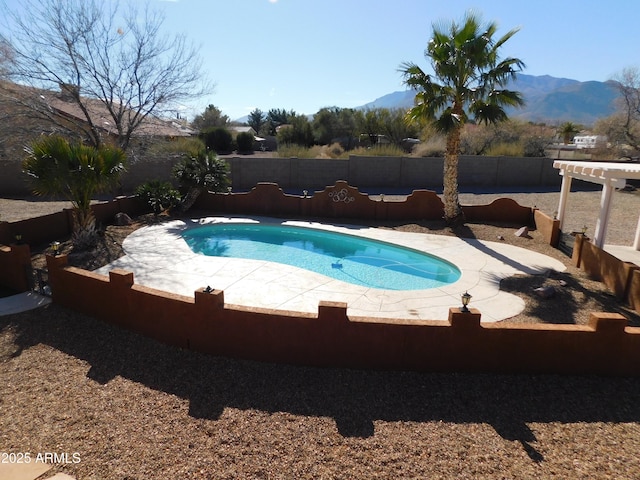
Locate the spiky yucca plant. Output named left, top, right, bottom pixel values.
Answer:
left=172, top=149, right=230, bottom=212
left=135, top=180, right=180, bottom=217
left=23, top=135, right=126, bottom=249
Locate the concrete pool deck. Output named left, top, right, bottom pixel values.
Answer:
left=94, top=216, right=567, bottom=322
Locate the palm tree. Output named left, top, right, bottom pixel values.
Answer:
left=172, top=148, right=230, bottom=212
left=400, top=12, right=525, bottom=223
left=558, top=122, right=581, bottom=144
left=23, top=135, right=127, bottom=249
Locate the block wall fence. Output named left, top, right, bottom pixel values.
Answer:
left=0, top=154, right=562, bottom=195
left=224, top=155, right=562, bottom=192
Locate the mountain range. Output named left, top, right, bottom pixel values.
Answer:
left=358, top=74, right=620, bottom=125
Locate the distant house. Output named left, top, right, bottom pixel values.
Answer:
left=229, top=125, right=256, bottom=136
left=574, top=135, right=607, bottom=149
left=0, top=80, right=195, bottom=148
left=0, top=80, right=196, bottom=194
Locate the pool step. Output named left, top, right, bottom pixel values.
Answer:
left=557, top=232, right=574, bottom=257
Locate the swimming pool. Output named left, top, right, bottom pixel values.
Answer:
left=182, top=223, right=461, bottom=290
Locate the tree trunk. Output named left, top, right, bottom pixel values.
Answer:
left=71, top=208, right=98, bottom=250
left=443, top=127, right=463, bottom=224
left=178, top=187, right=203, bottom=213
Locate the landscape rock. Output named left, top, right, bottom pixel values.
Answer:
left=534, top=286, right=556, bottom=299
left=114, top=212, right=132, bottom=226
left=515, top=226, right=529, bottom=238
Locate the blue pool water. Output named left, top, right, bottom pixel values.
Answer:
left=182, top=223, right=461, bottom=290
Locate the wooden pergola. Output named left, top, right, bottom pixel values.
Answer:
left=553, top=160, right=640, bottom=250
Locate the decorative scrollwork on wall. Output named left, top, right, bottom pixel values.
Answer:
left=329, top=188, right=355, bottom=203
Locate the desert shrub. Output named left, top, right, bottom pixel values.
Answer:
left=485, top=142, right=524, bottom=157
left=172, top=150, right=230, bottom=211
left=135, top=179, right=180, bottom=215
left=349, top=144, right=406, bottom=157
left=276, top=116, right=314, bottom=147
left=413, top=137, right=446, bottom=157
left=236, top=131, right=255, bottom=153
left=148, top=137, right=205, bottom=156
left=276, top=143, right=408, bottom=158
left=589, top=146, right=618, bottom=161
left=276, top=144, right=317, bottom=158
left=201, top=127, right=233, bottom=153
left=326, top=142, right=345, bottom=158
left=523, top=137, right=548, bottom=157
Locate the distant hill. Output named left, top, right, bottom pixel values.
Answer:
left=230, top=74, right=620, bottom=125
left=356, top=74, right=620, bottom=125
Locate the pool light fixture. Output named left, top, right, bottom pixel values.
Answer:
left=51, top=241, right=61, bottom=256
left=460, top=291, right=472, bottom=312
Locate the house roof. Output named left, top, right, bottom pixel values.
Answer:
left=229, top=125, right=256, bottom=135
left=1, top=80, right=194, bottom=138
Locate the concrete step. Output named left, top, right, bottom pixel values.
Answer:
left=0, top=462, right=50, bottom=480
left=0, top=462, right=76, bottom=480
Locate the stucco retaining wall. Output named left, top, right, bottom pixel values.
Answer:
left=573, top=234, right=640, bottom=306
left=43, top=253, right=640, bottom=376
left=194, top=182, right=536, bottom=225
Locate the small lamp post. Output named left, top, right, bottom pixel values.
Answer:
left=14, top=233, right=22, bottom=244
left=581, top=225, right=588, bottom=235
left=51, top=241, right=61, bottom=256
left=204, top=285, right=213, bottom=293
left=460, top=291, right=472, bottom=313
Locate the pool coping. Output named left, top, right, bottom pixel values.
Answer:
left=94, top=216, right=567, bottom=322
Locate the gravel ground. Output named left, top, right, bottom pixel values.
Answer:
left=2, top=189, right=640, bottom=479
left=2, top=306, right=640, bottom=479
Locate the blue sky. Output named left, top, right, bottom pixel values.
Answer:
left=156, top=0, right=637, bottom=120
left=4, top=0, right=638, bottom=120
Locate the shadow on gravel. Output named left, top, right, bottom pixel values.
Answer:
left=4, top=304, right=640, bottom=464
left=501, top=269, right=640, bottom=327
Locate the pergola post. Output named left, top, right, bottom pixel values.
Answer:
left=634, top=217, right=640, bottom=251
left=556, top=173, right=572, bottom=231
left=593, top=180, right=615, bottom=248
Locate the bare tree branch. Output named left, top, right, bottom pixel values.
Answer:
left=612, top=67, right=640, bottom=151
left=1, top=0, right=212, bottom=150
